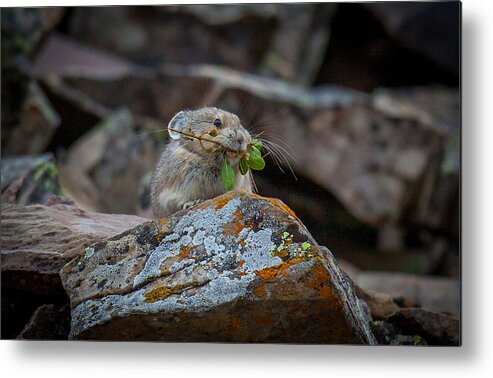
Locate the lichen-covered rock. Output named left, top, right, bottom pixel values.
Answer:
left=61, top=191, right=376, bottom=343
left=1, top=196, right=147, bottom=295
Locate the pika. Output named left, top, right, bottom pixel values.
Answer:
left=151, top=107, right=253, bottom=218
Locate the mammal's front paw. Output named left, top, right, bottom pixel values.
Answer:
left=182, top=199, right=204, bottom=210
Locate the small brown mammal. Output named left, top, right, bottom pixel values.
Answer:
left=151, top=107, right=253, bottom=218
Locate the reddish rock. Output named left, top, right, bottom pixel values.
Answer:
left=1, top=197, right=147, bottom=294
left=355, top=287, right=400, bottom=321
left=355, top=271, right=460, bottom=317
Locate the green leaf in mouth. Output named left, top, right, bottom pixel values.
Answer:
left=221, top=160, right=236, bottom=191
left=251, top=139, right=263, bottom=150
left=239, top=159, right=250, bottom=175
left=222, top=139, right=266, bottom=189
left=247, top=146, right=266, bottom=170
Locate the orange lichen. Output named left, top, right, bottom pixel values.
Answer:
left=214, top=191, right=298, bottom=220
left=233, top=270, right=247, bottom=277
left=232, top=210, right=243, bottom=220
left=266, top=198, right=298, bottom=219
left=274, top=247, right=289, bottom=259
left=179, top=244, right=197, bottom=259
left=304, top=263, right=335, bottom=300
left=256, top=265, right=281, bottom=280
left=277, top=258, right=305, bottom=277
left=237, top=260, right=245, bottom=267
left=239, top=239, right=245, bottom=247
left=244, top=191, right=263, bottom=200
left=213, top=192, right=237, bottom=210
left=255, top=256, right=305, bottom=282
left=245, top=191, right=298, bottom=219
left=223, top=216, right=247, bottom=238
left=235, top=222, right=244, bottom=235
left=226, top=221, right=244, bottom=236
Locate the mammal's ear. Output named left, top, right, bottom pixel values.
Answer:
left=168, top=111, right=188, bottom=140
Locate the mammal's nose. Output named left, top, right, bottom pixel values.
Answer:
left=237, top=132, right=245, bottom=144
left=236, top=130, right=247, bottom=150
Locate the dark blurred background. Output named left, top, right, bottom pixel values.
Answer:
left=1, top=2, right=460, bottom=337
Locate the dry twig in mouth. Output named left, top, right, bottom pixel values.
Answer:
left=167, top=127, right=223, bottom=146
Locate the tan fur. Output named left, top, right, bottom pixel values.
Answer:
left=151, top=107, right=254, bottom=218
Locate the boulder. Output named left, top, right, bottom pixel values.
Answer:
left=1, top=8, right=64, bottom=61
left=1, top=7, right=64, bottom=149
left=364, top=2, right=460, bottom=74
left=65, top=3, right=336, bottom=86
left=257, top=3, right=336, bottom=85
left=1, top=286, right=69, bottom=340
left=61, top=191, right=376, bottom=344
left=16, top=304, right=70, bottom=340
left=60, top=108, right=164, bottom=215
left=34, top=33, right=209, bottom=126
left=3, top=81, right=61, bottom=155
left=1, top=153, right=62, bottom=206
left=387, top=308, right=460, bottom=346
left=368, top=306, right=459, bottom=346
left=180, top=1, right=336, bottom=86
left=354, top=287, right=400, bottom=321
left=354, top=271, right=460, bottom=317
left=67, top=5, right=270, bottom=72
left=1, top=196, right=147, bottom=295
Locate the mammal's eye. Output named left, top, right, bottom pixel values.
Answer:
left=213, top=118, right=222, bottom=127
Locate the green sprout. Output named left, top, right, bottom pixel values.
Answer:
left=221, top=138, right=266, bottom=191
left=301, top=242, right=311, bottom=251
left=412, top=335, right=424, bottom=345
